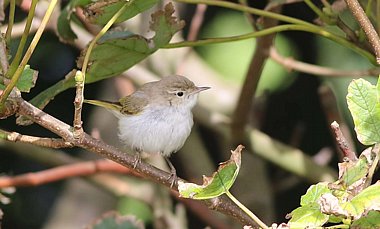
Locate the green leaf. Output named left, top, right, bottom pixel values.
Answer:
left=17, top=65, right=38, bottom=93
left=339, top=154, right=369, bottom=187
left=178, top=145, right=243, bottom=200
left=351, top=211, right=380, bottom=228
left=149, top=3, right=185, bottom=47
left=300, top=183, right=330, bottom=206
left=78, top=2, right=184, bottom=82
left=288, top=204, right=329, bottom=228
left=84, top=0, right=158, bottom=25
left=347, top=78, right=380, bottom=145
left=0, top=65, right=39, bottom=92
left=86, top=211, right=144, bottom=229
left=343, top=182, right=380, bottom=219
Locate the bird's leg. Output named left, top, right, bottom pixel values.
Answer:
left=164, top=157, right=177, bottom=188
left=133, top=150, right=142, bottom=168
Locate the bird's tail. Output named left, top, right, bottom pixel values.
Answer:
left=84, top=99, right=122, bottom=112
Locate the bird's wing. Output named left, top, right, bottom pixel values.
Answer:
left=119, top=93, right=148, bottom=115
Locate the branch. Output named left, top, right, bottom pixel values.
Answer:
left=11, top=97, right=255, bottom=226
left=330, top=121, right=358, bottom=161
left=0, top=129, right=73, bottom=148
left=345, top=0, right=380, bottom=64
left=269, top=46, right=380, bottom=77
left=0, top=159, right=133, bottom=187
left=231, top=6, right=281, bottom=144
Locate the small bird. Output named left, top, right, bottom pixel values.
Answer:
left=85, top=75, right=209, bottom=185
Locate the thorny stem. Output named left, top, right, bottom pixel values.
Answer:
left=0, top=0, right=57, bottom=108
left=225, top=190, right=268, bottom=229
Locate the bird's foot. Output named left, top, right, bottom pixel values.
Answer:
left=133, top=153, right=141, bottom=169
left=165, top=157, right=177, bottom=188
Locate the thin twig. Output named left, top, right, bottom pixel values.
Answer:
left=73, top=71, right=84, bottom=138
left=225, top=190, right=268, bottom=229
left=269, top=46, right=380, bottom=77
left=318, top=85, right=355, bottom=161
left=239, top=0, right=257, bottom=30
left=345, top=0, right=380, bottom=64
left=336, top=17, right=360, bottom=44
left=187, top=4, right=207, bottom=41
left=0, top=129, right=73, bottom=148
left=0, top=159, right=133, bottom=188
left=5, top=0, right=15, bottom=45
left=330, top=121, right=358, bottom=161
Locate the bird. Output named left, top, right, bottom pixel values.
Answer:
left=85, top=75, right=210, bottom=186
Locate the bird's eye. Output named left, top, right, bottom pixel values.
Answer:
left=176, top=92, right=184, bottom=97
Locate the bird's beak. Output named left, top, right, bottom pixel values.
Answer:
left=194, top=86, right=210, bottom=94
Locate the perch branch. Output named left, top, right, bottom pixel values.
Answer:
left=11, top=97, right=255, bottom=226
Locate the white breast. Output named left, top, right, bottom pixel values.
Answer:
left=118, top=105, right=194, bottom=157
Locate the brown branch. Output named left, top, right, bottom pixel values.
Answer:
left=11, top=97, right=256, bottom=226
left=231, top=6, right=281, bottom=144
left=269, top=46, right=380, bottom=77
left=0, top=159, right=134, bottom=187
left=330, top=121, right=357, bottom=161
left=0, top=130, right=73, bottom=148
left=345, top=0, right=380, bottom=64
